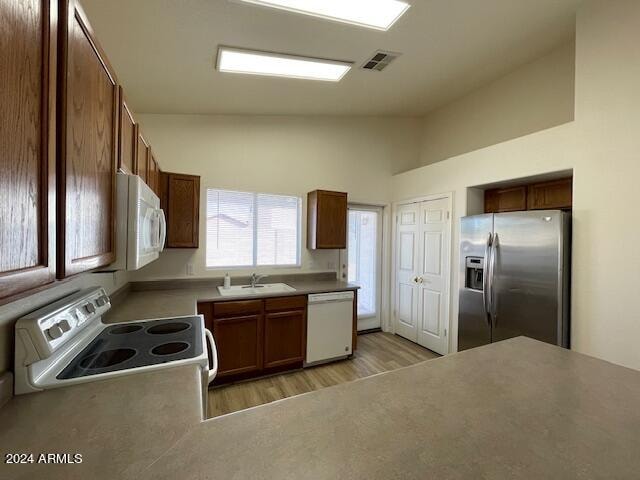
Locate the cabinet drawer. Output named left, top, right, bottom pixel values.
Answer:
left=265, top=296, right=307, bottom=312
left=213, top=300, right=263, bottom=318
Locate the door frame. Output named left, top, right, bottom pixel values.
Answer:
left=391, top=192, right=454, bottom=354
left=340, top=203, right=384, bottom=331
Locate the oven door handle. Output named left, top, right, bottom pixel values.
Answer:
left=205, top=328, right=218, bottom=384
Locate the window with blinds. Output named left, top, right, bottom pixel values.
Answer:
left=206, top=189, right=301, bottom=268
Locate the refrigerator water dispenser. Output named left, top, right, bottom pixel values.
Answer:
left=465, top=257, right=484, bottom=290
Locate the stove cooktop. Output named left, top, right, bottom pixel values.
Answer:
left=57, top=316, right=204, bottom=380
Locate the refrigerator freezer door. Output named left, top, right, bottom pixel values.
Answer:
left=492, top=211, right=568, bottom=346
left=458, top=214, right=493, bottom=351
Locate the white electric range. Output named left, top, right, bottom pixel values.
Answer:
left=14, top=287, right=217, bottom=416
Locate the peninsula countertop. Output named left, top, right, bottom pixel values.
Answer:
left=2, top=337, right=640, bottom=479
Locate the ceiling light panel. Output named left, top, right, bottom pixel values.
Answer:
left=217, top=47, right=352, bottom=82
left=239, top=0, right=411, bottom=31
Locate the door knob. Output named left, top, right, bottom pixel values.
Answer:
left=413, top=277, right=419, bottom=283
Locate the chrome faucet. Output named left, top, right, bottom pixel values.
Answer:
left=249, top=273, right=268, bottom=288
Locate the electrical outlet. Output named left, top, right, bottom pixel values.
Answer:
left=186, top=264, right=195, bottom=276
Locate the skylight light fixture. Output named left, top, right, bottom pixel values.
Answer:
left=238, top=0, right=411, bottom=31
left=216, top=47, right=352, bottom=82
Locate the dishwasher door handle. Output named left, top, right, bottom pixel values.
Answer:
left=308, top=292, right=355, bottom=304
left=308, top=299, right=353, bottom=305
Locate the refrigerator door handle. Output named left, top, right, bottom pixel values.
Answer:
left=489, top=233, right=499, bottom=324
left=483, top=233, right=493, bottom=325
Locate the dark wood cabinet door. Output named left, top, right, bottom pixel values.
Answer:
left=58, top=0, right=118, bottom=278
left=484, top=186, right=527, bottom=213
left=527, top=178, right=572, bottom=210
left=0, top=0, right=57, bottom=301
left=264, top=310, right=306, bottom=369
left=135, top=128, right=149, bottom=183
left=307, top=190, right=347, bottom=249
left=148, top=151, right=159, bottom=195
left=165, top=173, right=200, bottom=248
left=118, top=89, right=136, bottom=174
left=213, top=314, right=263, bottom=377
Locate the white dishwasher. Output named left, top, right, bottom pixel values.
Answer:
left=305, top=291, right=354, bottom=366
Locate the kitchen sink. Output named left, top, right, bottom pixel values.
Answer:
left=217, top=283, right=296, bottom=297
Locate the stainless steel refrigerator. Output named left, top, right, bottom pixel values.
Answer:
left=458, top=210, right=570, bottom=351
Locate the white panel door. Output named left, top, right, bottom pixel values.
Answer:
left=416, top=198, right=450, bottom=354
left=395, top=197, right=451, bottom=354
left=395, top=203, right=419, bottom=342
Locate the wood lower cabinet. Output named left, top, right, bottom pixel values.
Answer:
left=264, top=297, right=307, bottom=369
left=161, top=172, right=200, bottom=248
left=199, top=296, right=308, bottom=383
left=307, top=190, right=348, bottom=249
left=0, top=0, right=57, bottom=301
left=208, top=300, right=264, bottom=379
left=57, top=0, right=118, bottom=278
left=213, top=314, right=263, bottom=377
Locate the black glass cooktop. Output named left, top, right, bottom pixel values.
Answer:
left=57, top=316, right=203, bottom=380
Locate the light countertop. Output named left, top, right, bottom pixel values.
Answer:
left=103, top=276, right=359, bottom=323
left=0, top=364, right=204, bottom=480
left=2, top=337, right=640, bottom=479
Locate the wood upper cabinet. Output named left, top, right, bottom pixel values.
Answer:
left=161, top=172, right=200, bottom=248
left=264, top=296, right=307, bottom=369
left=0, top=0, right=57, bottom=300
left=484, top=186, right=527, bottom=213
left=485, top=177, right=573, bottom=213
left=528, top=178, right=572, bottom=210
left=118, top=88, right=136, bottom=175
left=307, top=190, right=348, bottom=249
left=57, top=0, right=118, bottom=278
left=135, top=127, right=149, bottom=183
left=147, top=150, right=159, bottom=195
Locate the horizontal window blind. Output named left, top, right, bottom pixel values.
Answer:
left=206, top=189, right=301, bottom=268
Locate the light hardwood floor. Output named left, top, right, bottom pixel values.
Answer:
left=208, top=332, right=439, bottom=418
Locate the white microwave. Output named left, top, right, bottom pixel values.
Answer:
left=111, top=173, right=166, bottom=271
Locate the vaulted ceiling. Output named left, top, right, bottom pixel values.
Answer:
left=81, top=0, right=582, bottom=116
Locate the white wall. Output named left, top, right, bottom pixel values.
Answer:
left=393, top=0, right=640, bottom=371
left=132, top=115, right=423, bottom=281
left=419, top=40, right=575, bottom=167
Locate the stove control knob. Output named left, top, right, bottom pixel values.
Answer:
left=84, top=303, right=96, bottom=314
left=59, top=319, right=71, bottom=333
left=47, top=324, right=64, bottom=340
left=96, top=296, right=108, bottom=307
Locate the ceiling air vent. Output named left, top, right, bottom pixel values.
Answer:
left=361, top=50, right=401, bottom=72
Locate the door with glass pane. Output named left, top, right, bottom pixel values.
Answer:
left=344, top=206, right=382, bottom=331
